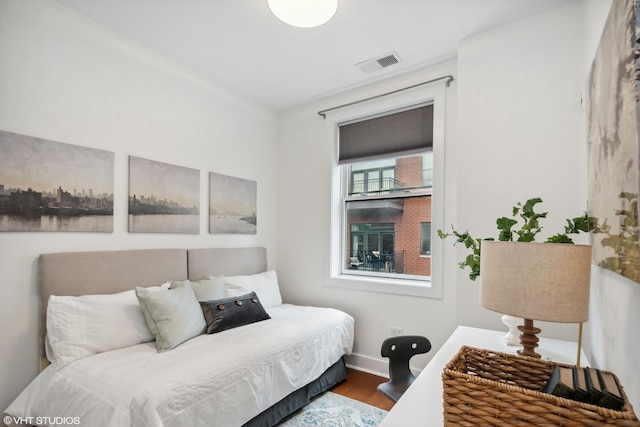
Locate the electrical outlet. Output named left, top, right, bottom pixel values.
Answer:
left=390, top=327, right=403, bottom=336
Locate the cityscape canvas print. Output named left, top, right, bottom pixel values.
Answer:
left=209, top=172, right=257, bottom=234
left=586, top=0, right=640, bottom=284
left=128, top=156, right=200, bottom=233
left=0, top=130, right=114, bottom=232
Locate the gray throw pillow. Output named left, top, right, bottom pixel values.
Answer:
left=170, top=276, right=226, bottom=302
left=136, top=281, right=206, bottom=352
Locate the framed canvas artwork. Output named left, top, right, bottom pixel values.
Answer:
left=209, top=172, right=257, bottom=234
left=0, top=130, right=114, bottom=232
left=128, top=156, right=200, bottom=233
left=586, top=0, right=640, bottom=283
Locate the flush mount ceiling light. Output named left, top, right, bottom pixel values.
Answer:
left=268, top=0, right=338, bottom=28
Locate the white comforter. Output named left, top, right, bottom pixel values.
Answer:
left=6, top=304, right=354, bottom=427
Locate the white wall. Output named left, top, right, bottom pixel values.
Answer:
left=0, top=0, right=279, bottom=413
left=589, top=268, right=640, bottom=410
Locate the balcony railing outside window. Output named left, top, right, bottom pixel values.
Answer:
left=348, top=250, right=404, bottom=273
left=350, top=177, right=405, bottom=195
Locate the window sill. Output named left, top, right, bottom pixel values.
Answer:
left=326, top=272, right=442, bottom=299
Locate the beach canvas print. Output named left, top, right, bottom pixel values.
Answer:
left=586, top=0, right=640, bottom=283
left=209, top=172, right=257, bottom=234
left=128, top=156, right=200, bottom=233
left=0, top=130, right=114, bottom=232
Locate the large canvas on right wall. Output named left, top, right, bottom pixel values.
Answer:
left=586, top=0, right=640, bottom=284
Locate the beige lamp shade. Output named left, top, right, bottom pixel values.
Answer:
left=479, top=241, right=591, bottom=323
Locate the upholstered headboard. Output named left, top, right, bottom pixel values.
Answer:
left=38, top=247, right=267, bottom=366
left=187, top=247, right=267, bottom=279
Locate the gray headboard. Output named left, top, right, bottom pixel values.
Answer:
left=38, top=247, right=267, bottom=365
left=187, top=247, right=267, bottom=279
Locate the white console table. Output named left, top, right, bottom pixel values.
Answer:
left=378, top=325, right=588, bottom=427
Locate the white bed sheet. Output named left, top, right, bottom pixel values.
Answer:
left=6, top=304, right=354, bottom=427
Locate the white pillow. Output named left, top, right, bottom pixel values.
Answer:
left=224, top=270, right=282, bottom=308
left=170, top=276, right=226, bottom=301
left=45, top=284, right=166, bottom=370
left=136, top=281, right=206, bottom=352
left=225, top=283, right=252, bottom=297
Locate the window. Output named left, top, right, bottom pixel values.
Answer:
left=328, top=83, right=446, bottom=298
left=422, top=152, right=434, bottom=187
left=420, top=222, right=432, bottom=256
left=350, top=161, right=397, bottom=195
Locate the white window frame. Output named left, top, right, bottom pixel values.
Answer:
left=326, top=83, right=446, bottom=298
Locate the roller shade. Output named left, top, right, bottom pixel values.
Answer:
left=338, top=104, right=433, bottom=164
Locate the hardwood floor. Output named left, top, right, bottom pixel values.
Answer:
left=331, top=368, right=395, bottom=411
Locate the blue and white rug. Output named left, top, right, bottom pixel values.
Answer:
left=278, top=391, right=388, bottom=427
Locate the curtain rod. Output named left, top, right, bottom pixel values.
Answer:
left=317, top=74, right=454, bottom=119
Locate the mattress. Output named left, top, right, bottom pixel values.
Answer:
left=6, top=304, right=354, bottom=427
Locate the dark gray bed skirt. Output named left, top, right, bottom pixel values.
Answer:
left=243, top=356, right=348, bottom=427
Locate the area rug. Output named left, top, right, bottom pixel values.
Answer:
left=278, top=391, right=388, bottom=427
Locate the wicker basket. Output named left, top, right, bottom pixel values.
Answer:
left=442, top=346, right=640, bottom=426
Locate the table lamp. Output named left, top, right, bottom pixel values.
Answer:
left=479, top=241, right=591, bottom=359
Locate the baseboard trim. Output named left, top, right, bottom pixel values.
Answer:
left=344, top=352, right=424, bottom=379
left=344, top=353, right=388, bottom=378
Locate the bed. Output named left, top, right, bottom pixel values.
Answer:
left=4, top=247, right=354, bottom=427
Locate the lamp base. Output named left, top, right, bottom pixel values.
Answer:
left=517, top=318, right=541, bottom=358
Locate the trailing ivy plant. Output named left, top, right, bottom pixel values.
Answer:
left=437, top=198, right=591, bottom=281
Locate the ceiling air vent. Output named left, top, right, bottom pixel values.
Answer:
left=357, top=51, right=402, bottom=74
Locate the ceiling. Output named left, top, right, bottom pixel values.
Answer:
left=53, top=0, right=577, bottom=112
